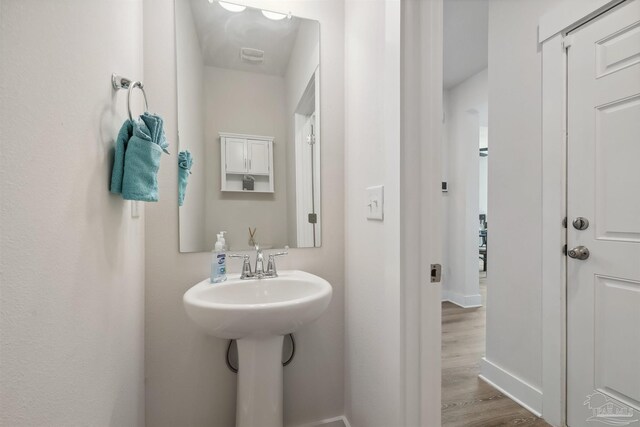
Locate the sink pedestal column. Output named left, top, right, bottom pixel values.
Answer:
left=236, top=335, right=285, bottom=427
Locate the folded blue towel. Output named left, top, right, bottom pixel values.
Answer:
left=122, top=131, right=163, bottom=201
left=110, top=113, right=169, bottom=202
left=178, top=150, right=193, bottom=207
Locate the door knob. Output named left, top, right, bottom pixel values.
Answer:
left=572, top=217, right=589, bottom=230
left=568, top=246, right=590, bottom=260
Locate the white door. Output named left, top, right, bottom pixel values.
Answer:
left=226, top=138, right=247, bottom=173
left=567, top=1, right=640, bottom=425
left=295, top=114, right=316, bottom=247
left=247, top=140, right=269, bottom=175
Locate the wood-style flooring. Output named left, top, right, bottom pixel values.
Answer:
left=441, top=276, right=551, bottom=427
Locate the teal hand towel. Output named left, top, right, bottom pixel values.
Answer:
left=121, top=119, right=163, bottom=201
left=110, top=120, right=134, bottom=194
left=178, top=150, right=193, bottom=207
left=110, top=114, right=169, bottom=202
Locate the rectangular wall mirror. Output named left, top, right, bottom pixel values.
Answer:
left=175, top=0, right=321, bottom=252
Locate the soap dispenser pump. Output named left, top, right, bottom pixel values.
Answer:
left=211, top=232, right=227, bottom=283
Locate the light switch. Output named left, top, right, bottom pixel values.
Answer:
left=366, top=185, right=384, bottom=221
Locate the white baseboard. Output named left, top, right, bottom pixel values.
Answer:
left=479, top=357, right=543, bottom=417
left=441, top=289, right=482, bottom=308
left=290, top=415, right=350, bottom=427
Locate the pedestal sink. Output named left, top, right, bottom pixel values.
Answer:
left=183, top=270, right=332, bottom=427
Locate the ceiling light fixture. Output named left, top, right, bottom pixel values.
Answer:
left=218, top=1, right=246, bottom=12
left=261, top=10, right=289, bottom=20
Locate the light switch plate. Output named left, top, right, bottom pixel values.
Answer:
left=366, top=185, right=384, bottom=221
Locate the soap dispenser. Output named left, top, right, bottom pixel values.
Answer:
left=211, top=232, right=227, bottom=283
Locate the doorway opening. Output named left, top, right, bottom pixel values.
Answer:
left=292, top=69, right=321, bottom=248
left=440, top=1, right=548, bottom=425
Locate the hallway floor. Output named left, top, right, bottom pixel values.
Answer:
left=441, top=277, right=551, bottom=426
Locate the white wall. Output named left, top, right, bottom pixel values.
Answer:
left=442, top=69, right=487, bottom=307
left=479, top=126, right=488, bottom=216
left=203, top=66, right=289, bottom=251
left=344, top=0, right=403, bottom=425
left=482, top=0, right=557, bottom=413
left=0, top=1, right=145, bottom=425
left=285, top=20, right=321, bottom=114
left=176, top=0, right=207, bottom=252
left=479, top=157, right=488, bottom=215
left=143, top=0, right=345, bottom=425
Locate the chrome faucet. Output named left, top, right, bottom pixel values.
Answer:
left=229, top=246, right=288, bottom=280
left=254, top=246, right=266, bottom=277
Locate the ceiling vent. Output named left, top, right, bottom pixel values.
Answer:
left=240, top=47, right=264, bottom=64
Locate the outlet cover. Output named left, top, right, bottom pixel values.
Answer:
left=366, top=185, right=384, bottom=221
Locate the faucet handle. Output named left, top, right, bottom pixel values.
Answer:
left=271, top=246, right=289, bottom=257
left=266, top=246, right=289, bottom=277
left=228, top=254, right=252, bottom=279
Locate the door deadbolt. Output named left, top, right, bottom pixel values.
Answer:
left=568, top=246, right=590, bottom=260
left=572, top=217, right=589, bottom=230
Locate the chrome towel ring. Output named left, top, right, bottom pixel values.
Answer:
left=111, top=73, right=149, bottom=120
left=127, top=81, right=148, bottom=121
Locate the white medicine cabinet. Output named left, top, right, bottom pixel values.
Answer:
left=219, top=133, right=274, bottom=193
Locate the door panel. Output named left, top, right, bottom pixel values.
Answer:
left=595, top=96, right=640, bottom=241
left=226, top=138, right=246, bottom=173
left=567, top=0, right=640, bottom=426
left=595, top=21, right=640, bottom=77
left=247, top=140, right=269, bottom=175
left=594, top=276, right=640, bottom=409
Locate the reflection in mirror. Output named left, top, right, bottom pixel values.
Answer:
left=175, top=0, right=321, bottom=252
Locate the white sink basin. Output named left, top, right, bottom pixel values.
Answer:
left=183, top=270, right=332, bottom=339
left=183, top=270, right=332, bottom=427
